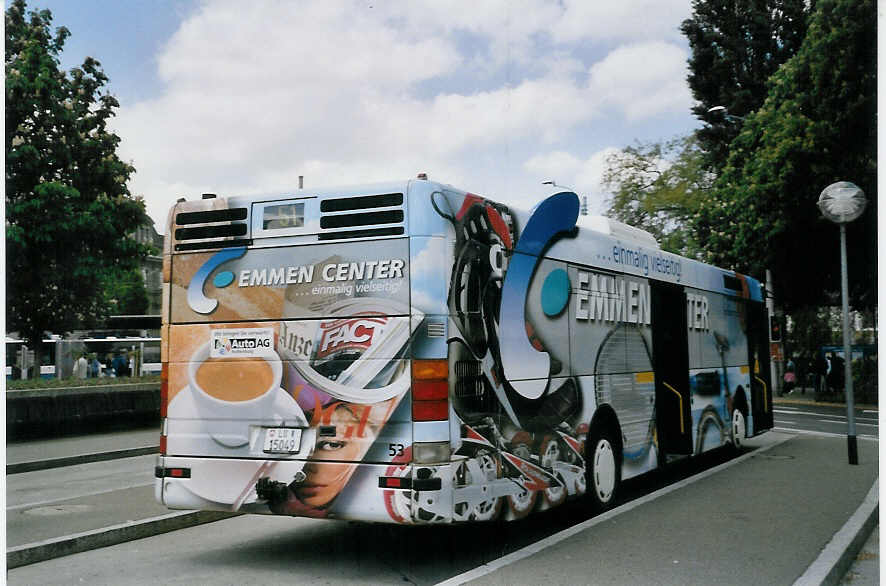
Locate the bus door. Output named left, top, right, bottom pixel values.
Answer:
left=651, top=282, right=693, bottom=456
left=746, top=302, right=774, bottom=431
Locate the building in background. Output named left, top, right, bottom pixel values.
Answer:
left=133, top=221, right=164, bottom=315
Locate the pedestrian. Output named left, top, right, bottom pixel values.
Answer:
left=829, top=353, right=845, bottom=393
left=88, top=354, right=101, bottom=378
left=813, top=352, right=827, bottom=394
left=783, top=364, right=796, bottom=395
left=112, top=351, right=130, bottom=378
left=72, top=353, right=88, bottom=380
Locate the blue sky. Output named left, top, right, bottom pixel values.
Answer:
left=17, top=0, right=703, bottom=231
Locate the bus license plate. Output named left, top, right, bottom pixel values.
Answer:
left=263, top=428, right=302, bottom=454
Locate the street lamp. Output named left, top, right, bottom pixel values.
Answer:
left=817, top=181, right=867, bottom=465
left=707, top=105, right=745, bottom=122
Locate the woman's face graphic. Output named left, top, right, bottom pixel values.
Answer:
left=296, top=405, right=376, bottom=508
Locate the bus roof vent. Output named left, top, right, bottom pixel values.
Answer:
left=173, top=207, right=250, bottom=251
left=579, top=215, right=660, bottom=249
left=318, top=192, right=405, bottom=240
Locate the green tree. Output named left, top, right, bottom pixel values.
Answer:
left=681, top=0, right=810, bottom=171
left=6, top=0, right=148, bottom=359
left=103, top=268, right=150, bottom=316
left=691, top=0, right=876, bottom=311
left=602, top=135, right=712, bottom=256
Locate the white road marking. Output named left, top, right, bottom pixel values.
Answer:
left=773, top=427, right=878, bottom=440
left=814, top=420, right=879, bottom=428
left=775, top=410, right=878, bottom=424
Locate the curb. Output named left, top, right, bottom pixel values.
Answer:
left=793, top=479, right=879, bottom=586
left=773, top=397, right=878, bottom=411
left=6, top=510, right=240, bottom=569
left=5, top=382, right=161, bottom=399
left=7, top=446, right=160, bottom=475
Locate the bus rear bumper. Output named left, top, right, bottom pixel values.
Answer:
left=155, top=456, right=454, bottom=524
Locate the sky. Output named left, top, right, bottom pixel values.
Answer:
left=23, top=0, right=702, bottom=233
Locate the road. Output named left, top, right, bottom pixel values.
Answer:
left=6, top=439, right=764, bottom=584
left=6, top=400, right=877, bottom=584
left=773, top=400, right=879, bottom=438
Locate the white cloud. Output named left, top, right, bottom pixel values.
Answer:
left=113, top=0, right=695, bottom=230
left=552, top=0, right=691, bottom=43
left=588, top=42, right=692, bottom=120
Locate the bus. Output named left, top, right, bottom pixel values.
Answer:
left=155, top=177, right=773, bottom=523
left=6, top=336, right=161, bottom=380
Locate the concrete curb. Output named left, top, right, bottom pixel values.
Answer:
left=6, top=510, right=239, bottom=569
left=793, top=478, right=879, bottom=586
left=7, top=446, right=160, bottom=475
left=772, top=397, right=878, bottom=411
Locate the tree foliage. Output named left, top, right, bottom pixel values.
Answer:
left=6, top=0, right=148, bottom=352
left=602, top=135, right=713, bottom=256
left=691, top=0, right=876, bottom=311
left=681, top=0, right=810, bottom=171
left=104, top=268, right=150, bottom=316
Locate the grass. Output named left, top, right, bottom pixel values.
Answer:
left=6, top=374, right=161, bottom=391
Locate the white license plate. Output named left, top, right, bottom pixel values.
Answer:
left=262, top=428, right=303, bottom=454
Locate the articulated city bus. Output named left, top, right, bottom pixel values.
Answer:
left=155, top=177, right=772, bottom=523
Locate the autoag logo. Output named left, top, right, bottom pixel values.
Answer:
left=187, top=247, right=247, bottom=314
left=499, top=192, right=579, bottom=400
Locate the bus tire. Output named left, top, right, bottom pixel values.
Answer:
left=585, top=424, right=621, bottom=513
left=729, top=405, right=747, bottom=452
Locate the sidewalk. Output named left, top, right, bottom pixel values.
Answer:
left=447, top=432, right=878, bottom=585
left=6, top=427, right=159, bottom=463
left=773, top=394, right=878, bottom=412
left=6, top=427, right=160, bottom=473
left=772, top=388, right=878, bottom=411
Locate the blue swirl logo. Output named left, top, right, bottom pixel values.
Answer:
left=499, top=192, right=579, bottom=400
left=187, top=247, right=247, bottom=314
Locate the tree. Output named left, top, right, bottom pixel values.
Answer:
left=681, top=0, right=810, bottom=171
left=6, top=0, right=148, bottom=359
left=602, top=135, right=713, bottom=256
left=104, top=268, right=150, bottom=316
left=691, top=0, right=876, bottom=311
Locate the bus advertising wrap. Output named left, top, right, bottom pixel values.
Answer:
left=160, top=187, right=764, bottom=524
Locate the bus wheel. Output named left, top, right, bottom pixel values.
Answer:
left=586, top=426, right=620, bottom=513
left=730, top=407, right=746, bottom=451
left=539, top=436, right=566, bottom=507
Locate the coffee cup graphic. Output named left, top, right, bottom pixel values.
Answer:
left=188, top=342, right=283, bottom=444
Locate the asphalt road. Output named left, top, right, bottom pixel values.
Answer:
left=6, top=400, right=877, bottom=584
left=773, top=400, right=879, bottom=438
left=7, top=440, right=763, bottom=584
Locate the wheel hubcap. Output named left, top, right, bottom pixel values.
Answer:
left=732, top=410, right=746, bottom=448
left=593, top=439, right=616, bottom=502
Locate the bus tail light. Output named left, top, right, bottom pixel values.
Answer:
left=412, top=359, right=448, bottom=422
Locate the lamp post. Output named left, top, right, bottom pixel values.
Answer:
left=817, top=181, right=867, bottom=465
left=706, top=105, right=745, bottom=122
